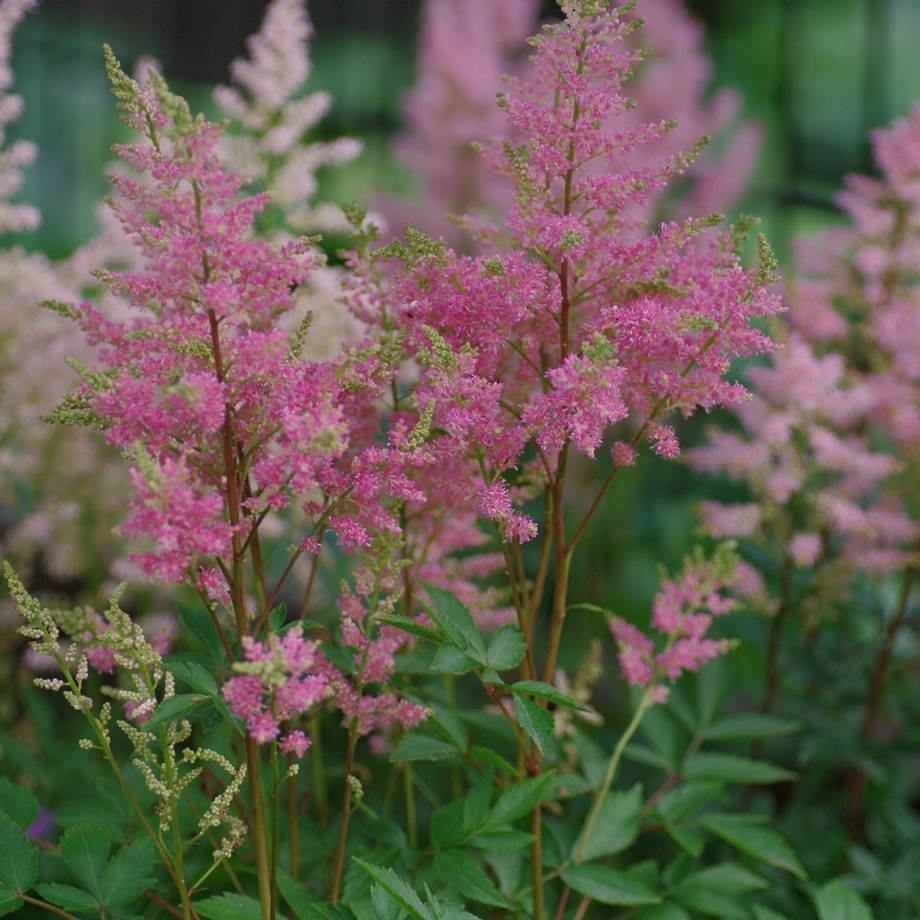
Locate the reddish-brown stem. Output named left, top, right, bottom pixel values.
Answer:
left=145, top=892, right=187, bottom=919
left=330, top=723, right=359, bottom=903
left=500, top=539, right=537, bottom=680
left=572, top=894, right=592, bottom=920
left=193, top=587, right=236, bottom=660
left=205, top=301, right=272, bottom=920
left=252, top=548, right=303, bottom=636
left=846, top=562, right=916, bottom=838
left=554, top=886, right=571, bottom=920
left=299, top=525, right=327, bottom=620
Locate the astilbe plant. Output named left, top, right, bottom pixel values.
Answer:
left=346, top=0, right=788, bottom=915
left=0, top=0, right=363, bottom=609
left=1, top=2, right=882, bottom=920
left=687, top=332, right=916, bottom=762
left=387, top=0, right=761, bottom=248
left=686, top=101, right=920, bottom=911
left=788, top=103, right=920, bottom=887
left=8, top=42, right=427, bottom=920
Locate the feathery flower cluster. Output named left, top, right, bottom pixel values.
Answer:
left=44, top=50, right=367, bottom=589
left=354, top=0, right=779, bottom=551
left=35, top=41, right=432, bottom=742
left=388, top=0, right=761, bottom=246
left=689, top=334, right=916, bottom=589
left=609, top=543, right=739, bottom=702
left=0, top=0, right=368, bottom=600
left=214, top=0, right=362, bottom=236
left=790, top=102, right=920, bottom=462
left=222, top=626, right=327, bottom=752
left=0, top=0, right=38, bottom=233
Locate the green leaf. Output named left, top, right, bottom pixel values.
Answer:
left=0, top=780, right=38, bottom=832
left=682, top=753, right=797, bottom=785
left=577, top=783, right=642, bottom=861
left=703, top=715, right=803, bottom=741
left=268, top=603, right=287, bottom=632
left=377, top=614, right=443, bottom=644
left=390, top=733, right=460, bottom=763
left=814, top=879, right=874, bottom=920
left=678, top=863, right=768, bottom=894
left=164, top=659, right=219, bottom=695
left=468, top=746, right=516, bottom=776
left=434, top=850, right=506, bottom=909
left=486, top=772, right=556, bottom=828
left=432, top=644, right=478, bottom=675
left=354, top=858, right=433, bottom=920
left=665, top=822, right=705, bottom=857
left=431, top=799, right=468, bottom=851
left=512, top=695, right=554, bottom=755
left=624, top=743, right=674, bottom=772
left=176, top=600, right=223, bottom=661
left=697, top=815, right=806, bottom=879
left=467, top=829, right=535, bottom=850
left=486, top=626, right=526, bottom=672
left=430, top=709, right=468, bottom=751
left=98, top=837, right=156, bottom=908
left=278, top=868, right=358, bottom=920
left=561, top=865, right=661, bottom=906
left=673, top=864, right=767, bottom=919
left=143, top=694, right=210, bottom=729
left=0, top=886, right=21, bottom=917
left=35, top=882, right=100, bottom=911
left=753, top=907, right=794, bottom=920
left=673, top=888, right=746, bottom=919
left=655, top=781, right=725, bottom=824
left=634, top=905, right=691, bottom=920
left=436, top=904, right=479, bottom=920
left=462, top=768, right=494, bottom=835
left=511, top=680, right=591, bottom=712
left=59, top=825, right=109, bottom=899
left=418, top=584, right=486, bottom=663
left=210, top=694, right=245, bottom=734
left=0, top=811, right=38, bottom=894
left=195, top=892, right=264, bottom=920
left=373, top=883, right=401, bottom=920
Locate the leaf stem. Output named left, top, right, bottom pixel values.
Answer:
left=573, top=687, right=655, bottom=865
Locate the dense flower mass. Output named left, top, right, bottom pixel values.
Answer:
left=222, top=626, right=328, bottom=750
left=354, top=0, right=780, bottom=555
left=389, top=0, right=761, bottom=247
left=689, top=333, right=916, bottom=583
left=43, top=51, right=378, bottom=592
left=790, top=103, right=920, bottom=460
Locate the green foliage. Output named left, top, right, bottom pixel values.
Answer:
left=195, top=893, right=265, bottom=920
left=0, top=812, right=37, bottom=912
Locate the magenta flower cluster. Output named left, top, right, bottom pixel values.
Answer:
left=609, top=547, right=738, bottom=701
left=222, top=626, right=326, bottom=754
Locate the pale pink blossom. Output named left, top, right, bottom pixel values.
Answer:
left=789, top=533, right=823, bottom=568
